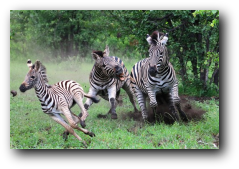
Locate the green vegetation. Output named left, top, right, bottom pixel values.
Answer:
left=10, top=10, right=219, bottom=149
left=10, top=10, right=219, bottom=96
left=10, top=57, right=219, bottom=149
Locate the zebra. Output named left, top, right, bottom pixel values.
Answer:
left=19, top=59, right=99, bottom=147
left=130, top=31, right=188, bottom=122
left=84, top=45, right=138, bottom=120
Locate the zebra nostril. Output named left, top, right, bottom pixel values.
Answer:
left=115, top=65, right=122, bottom=74
left=149, top=65, right=157, bottom=77
left=19, top=84, right=27, bottom=92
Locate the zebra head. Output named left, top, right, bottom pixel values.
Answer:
left=19, top=60, right=48, bottom=92
left=92, top=46, right=125, bottom=81
left=146, top=31, right=169, bottom=76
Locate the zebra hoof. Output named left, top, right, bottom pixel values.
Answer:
left=79, top=113, right=82, bottom=117
left=88, top=132, right=95, bottom=137
left=182, top=117, right=189, bottom=122
left=97, top=114, right=108, bottom=118
left=63, top=131, right=69, bottom=141
left=111, top=113, right=118, bottom=119
left=80, top=120, right=86, bottom=128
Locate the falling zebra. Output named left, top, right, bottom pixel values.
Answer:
left=84, top=45, right=138, bottom=119
left=130, top=31, right=188, bottom=122
left=19, top=59, right=99, bottom=147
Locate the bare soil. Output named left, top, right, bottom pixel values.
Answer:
left=121, top=94, right=216, bottom=124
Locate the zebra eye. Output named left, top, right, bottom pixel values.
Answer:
left=102, top=63, right=106, bottom=67
left=31, top=76, right=35, bottom=79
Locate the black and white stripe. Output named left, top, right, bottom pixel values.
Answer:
left=130, top=31, right=188, bottom=122
left=84, top=45, right=138, bottom=119
left=19, top=60, right=99, bottom=146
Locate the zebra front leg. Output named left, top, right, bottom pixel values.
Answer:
left=108, top=86, right=117, bottom=119
left=49, top=113, right=87, bottom=147
left=148, top=90, right=158, bottom=120
left=59, top=112, right=81, bottom=141
left=169, top=85, right=181, bottom=122
left=61, top=111, right=83, bottom=141
left=62, top=107, right=95, bottom=138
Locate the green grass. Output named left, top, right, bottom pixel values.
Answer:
left=10, top=57, right=219, bottom=149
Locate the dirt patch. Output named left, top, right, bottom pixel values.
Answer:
left=121, top=94, right=209, bottom=124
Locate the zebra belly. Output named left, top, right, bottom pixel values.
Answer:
left=153, top=86, right=171, bottom=95
left=42, top=100, right=74, bottom=115
left=42, top=106, right=62, bottom=115
left=93, top=79, right=124, bottom=92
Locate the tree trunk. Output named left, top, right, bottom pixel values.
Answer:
left=210, top=62, right=219, bottom=86
left=213, top=69, right=219, bottom=86
left=52, top=42, right=58, bottom=58
left=61, top=35, right=68, bottom=58
left=74, top=23, right=80, bottom=57
left=67, top=26, right=74, bottom=57
left=202, top=32, right=211, bottom=89
left=197, top=33, right=206, bottom=84
left=178, top=50, right=187, bottom=81
left=74, top=41, right=79, bottom=57
left=191, top=55, right=198, bottom=78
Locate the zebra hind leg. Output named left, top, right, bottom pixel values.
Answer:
left=49, top=113, right=88, bottom=147
left=59, top=118, right=70, bottom=141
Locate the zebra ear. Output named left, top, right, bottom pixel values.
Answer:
left=34, top=60, right=41, bottom=71
left=92, top=53, right=102, bottom=64
left=146, top=34, right=152, bottom=45
left=27, top=59, right=33, bottom=69
left=103, top=45, right=110, bottom=57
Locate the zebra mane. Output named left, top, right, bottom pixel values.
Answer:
left=151, top=31, right=165, bottom=45
left=93, top=51, right=104, bottom=57
left=34, top=61, right=49, bottom=84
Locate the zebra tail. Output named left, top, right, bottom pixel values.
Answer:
left=84, top=94, right=100, bottom=103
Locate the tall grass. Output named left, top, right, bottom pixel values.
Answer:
left=10, top=57, right=219, bottom=149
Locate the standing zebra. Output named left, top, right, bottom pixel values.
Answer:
left=130, top=31, right=188, bottom=122
left=19, top=60, right=99, bottom=147
left=84, top=45, right=138, bottom=120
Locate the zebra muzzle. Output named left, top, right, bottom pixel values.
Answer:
left=118, top=73, right=125, bottom=81
left=149, top=65, right=157, bottom=77
left=19, top=84, right=27, bottom=92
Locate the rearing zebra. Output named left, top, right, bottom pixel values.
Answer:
left=19, top=60, right=99, bottom=147
left=130, top=31, right=188, bottom=122
left=84, top=45, right=138, bottom=119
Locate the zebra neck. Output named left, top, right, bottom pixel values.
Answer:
left=155, top=64, right=169, bottom=73
left=34, top=76, right=51, bottom=100
left=93, top=66, right=112, bottom=81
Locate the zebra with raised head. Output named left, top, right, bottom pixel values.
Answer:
left=84, top=45, right=138, bottom=120
left=19, top=59, right=99, bottom=147
left=130, top=31, right=188, bottom=122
